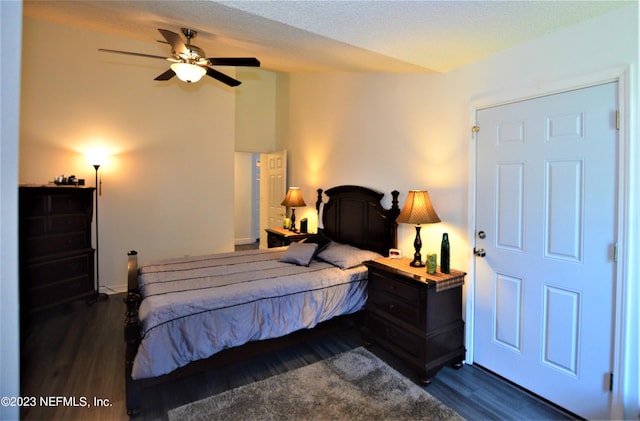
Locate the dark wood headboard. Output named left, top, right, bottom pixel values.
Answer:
left=315, top=185, right=400, bottom=256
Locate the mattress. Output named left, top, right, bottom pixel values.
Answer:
left=132, top=247, right=368, bottom=379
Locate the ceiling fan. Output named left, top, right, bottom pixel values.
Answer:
left=99, top=28, right=260, bottom=86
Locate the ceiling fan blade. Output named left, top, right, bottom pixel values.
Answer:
left=99, top=48, right=167, bottom=60
left=158, top=29, right=188, bottom=56
left=205, top=67, right=241, bottom=87
left=154, top=68, right=176, bottom=81
left=208, top=57, right=260, bottom=67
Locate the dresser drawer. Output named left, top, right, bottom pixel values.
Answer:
left=50, top=214, right=88, bottom=233
left=366, top=312, right=423, bottom=360
left=22, top=252, right=94, bottom=289
left=20, top=195, right=47, bottom=216
left=50, top=194, right=89, bottom=213
left=22, top=275, right=94, bottom=312
left=23, top=232, right=88, bottom=257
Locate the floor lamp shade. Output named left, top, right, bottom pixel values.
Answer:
left=397, top=191, right=441, bottom=267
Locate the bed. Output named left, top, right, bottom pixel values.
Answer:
left=123, top=185, right=400, bottom=415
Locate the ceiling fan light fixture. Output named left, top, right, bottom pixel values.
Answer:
left=170, top=62, right=206, bottom=83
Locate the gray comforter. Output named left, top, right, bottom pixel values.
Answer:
left=132, top=247, right=368, bottom=379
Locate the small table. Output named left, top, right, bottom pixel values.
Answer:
left=362, top=257, right=466, bottom=384
left=265, top=227, right=314, bottom=248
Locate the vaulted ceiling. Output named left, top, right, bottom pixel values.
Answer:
left=24, top=0, right=631, bottom=73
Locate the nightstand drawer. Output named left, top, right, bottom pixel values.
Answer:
left=367, top=312, right=422, bottom=360
left=368, top=288, right=420, bottom=326
left=369, top=269, right=421, bottom=306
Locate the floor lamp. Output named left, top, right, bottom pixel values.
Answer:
left=89, top=156, right=108, bottom=302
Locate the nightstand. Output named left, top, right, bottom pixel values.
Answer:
left=265, top=227, right=314, bottom=248
left=362, top=257, right=466, bottom=384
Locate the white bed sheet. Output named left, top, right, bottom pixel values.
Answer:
left=132, top=247, right=368, bottom=379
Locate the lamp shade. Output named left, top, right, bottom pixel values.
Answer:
left=397, top=190, right=441, bottom=225
left=281, top=187, right=306, bottom=208
left=86, top=149, right=108, bottom=167
left=170, top=62, right=206, bottom=83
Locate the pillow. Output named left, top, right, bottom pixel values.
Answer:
left=279, top=241, right=318, bottom=267
left=301, top=234, right=332, bottom=254
left=316, top=242, right=383, bottom=269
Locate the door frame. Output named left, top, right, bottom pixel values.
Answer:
left=465, top=66, right=635, bottom=419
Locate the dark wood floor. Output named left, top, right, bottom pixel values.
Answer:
left=21, top=291, right=577, bottom=421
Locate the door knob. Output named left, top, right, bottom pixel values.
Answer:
left=474, top=248, right=486, bottom=257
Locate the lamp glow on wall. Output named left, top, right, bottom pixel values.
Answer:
left=281, top=187, right=306, bottom=232
left=396, top=190, right=441, bottom=267
left=170, top=62, right=206, bottom=83
left=86, top=149, right=109, bottom=301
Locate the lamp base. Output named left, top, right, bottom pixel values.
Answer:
left=410, top=225, right=425, bottom=267
left=410, top=255, right=425, bottom=267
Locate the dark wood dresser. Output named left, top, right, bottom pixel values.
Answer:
left=265, top=227, right=314, bottom=248
left=362, top=257, right=466, bottom=384
left=19, top=186, right=96, bottom=313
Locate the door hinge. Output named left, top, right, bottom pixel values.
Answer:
left=616, top=110, right=620, bottom=130
left=614, top=242, right=619, bottom=263
left=472, top=126, right=480, bottom=135
left=609, top=372, right=614, bottom=391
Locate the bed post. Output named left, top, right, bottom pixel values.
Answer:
left=316, top=188, right=323, bottom=213
left=390, top=190, right=401, bottom=248
left=124, top=250, right=141, bottom=415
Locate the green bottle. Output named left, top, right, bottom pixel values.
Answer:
left=440, top=233, right=450, bottom=274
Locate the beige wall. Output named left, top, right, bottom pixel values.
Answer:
left=282, top=4, right=638, bottom=274
left=235, top=68, right=278, bottom=153
left=20, top=18, right=237, bottom=290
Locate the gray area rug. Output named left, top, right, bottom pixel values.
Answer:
left=168, top=347, right=464, bottom=421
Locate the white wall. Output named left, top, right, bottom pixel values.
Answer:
left=283, top=4, right=638, bottom=417
left=20, top=18, right=237, bottom=290
left=1, top=2, right=22, bottom=419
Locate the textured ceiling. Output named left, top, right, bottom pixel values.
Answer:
left=23, top=0, right=631, bottom=73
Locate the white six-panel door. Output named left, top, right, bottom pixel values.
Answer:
left=259, top=150, right=287, bottom=248
left=473, top=82, right=618, bottom=419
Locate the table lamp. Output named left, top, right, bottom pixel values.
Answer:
left=396, top=190, right=441, bottom=267
left=281, top=187, right=306, bottom=232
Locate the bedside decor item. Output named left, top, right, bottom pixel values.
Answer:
left=389, top=248, right=402, bottom=259
left=441, top=233, right=450, bottom=274
left=426, top=252, right=437, bottom=274
left=280, top=187, right=306, bottom=232
left=87, top=151, right=108, bottom=302
left=396, top=190, right=441, bottom=267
